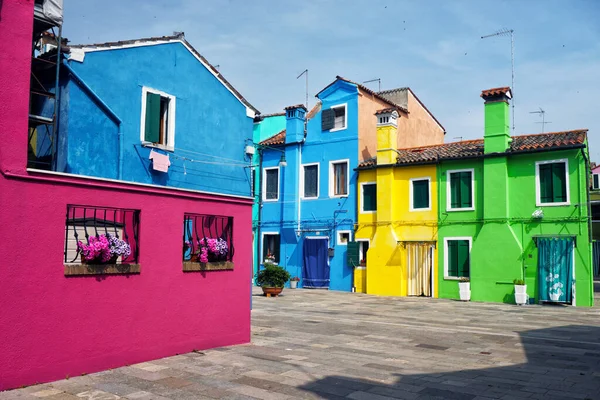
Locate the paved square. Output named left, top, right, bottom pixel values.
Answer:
left=3, top=287, right=600, bottom=399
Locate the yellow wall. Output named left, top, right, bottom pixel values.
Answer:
left=355, top=165, right=439, bottom=297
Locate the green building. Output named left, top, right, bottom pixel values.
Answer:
left=437, top=87, right=592, bottom=306
left=252, top=113, right=286, bottom=278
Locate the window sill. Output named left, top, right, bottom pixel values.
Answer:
left=64, top=263, right=140, bottom=276
left=141, top=142, right=174, bottom=152
left=536, top=202, right=571, bottom=207
left=183, top=261, right=234, bottom=272
left=410, top=207, right=432, bottom=212
left=444, top=277, right=468, bottom=281
left=330, top=195, right=349, bottom=199
left=262, top=198, right=279, bottom=203
left=446, top=207, right=475, bottom=212
left=361, top=210, right=376, bottom=214
left=301, top=196, right=319, bottom=201
left=329, top=127, right=347, bottom=133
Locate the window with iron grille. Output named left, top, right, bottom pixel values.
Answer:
left=183, top=213, right=234, bottom=263
left=64, top=205, right=140, bottom=265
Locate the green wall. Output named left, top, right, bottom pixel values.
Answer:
left=437, top=149, right=592, bottom=306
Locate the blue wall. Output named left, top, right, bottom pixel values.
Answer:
left=259, top=80, right=359, bottom=291
left=58, top=42, right=254, bottom=197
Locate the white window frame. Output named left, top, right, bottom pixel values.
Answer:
left=329, top=159, right=350, bottom=198
left=300, top=162, right=320, bottom=200
left=446, top=168, right=475, bottom=212
left=330, top=103, right=348, bottom=132
left=409, top=177, right=432, bottom=212
left=261, top=232, right=280, bottom=264
left=140, top=86, right=177, bottom=151
left=535, top=159, right=570, bottom=207
left=360, top=181, right=377, bottom=214
left=262, top=166, right=280, bottom=202
left=593, top=173, right=600, bottom=190
left=443, top=236, right=472, bottom=280
left=356, top=238, right=370, bottom=269
left=337, top=230, right=352, bottom=246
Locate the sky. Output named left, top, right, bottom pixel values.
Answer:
left=63, top=0, right=600, bottom=159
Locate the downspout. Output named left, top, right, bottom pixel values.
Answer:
left=62, top=60, right=123, bottom=180
left=256, top=148, right=264, bottom=279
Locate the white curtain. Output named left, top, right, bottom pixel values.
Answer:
left=406, top=243, right=433, bottom=296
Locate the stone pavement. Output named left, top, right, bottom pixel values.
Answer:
left=3, top=287, right=600, bottom=400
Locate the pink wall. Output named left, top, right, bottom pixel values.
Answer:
left=0, top=1, right=251, bottom=390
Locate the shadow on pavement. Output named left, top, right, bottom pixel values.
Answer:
left=299, top=325, right=600, bottom=399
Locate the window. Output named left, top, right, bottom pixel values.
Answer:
left=263, top=167, right=279, bottom=201
left=410, top=178, right=430, bottom=211
left=358, top=240, right=370, bottom=266
left=321, top=103, right=347, bottom=131
left=141, top=87, right=176, bottom=149
left=447, top=169, right=474, bottom=211
left=361, top=182, right=377, bottom=213
left=183, top=213, right=233, bottom=264
left=536, top=160, right=569, bottom=206
left=302, top=163, right=319, bottom=199
left=445, top=238, right=471, bottom=279
left=330, top=160, right=349, bottom=197
left=593, top=173, right=600, bottom=190
left=64, top=205, right=140, bottom=267
left=337, top=231, right=351, bottom=245
left=263, top=233, right=280, bottom=264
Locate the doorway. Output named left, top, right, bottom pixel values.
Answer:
left=406, top=242, right=434, bottom=297
left=303, top=237, right=330, bottom=289
left=537, top=237, right=574, bottom=304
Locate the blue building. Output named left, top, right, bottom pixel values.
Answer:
left=54, top=33, right=258, bottom=197
left=257, top=77, right=445, bottom=291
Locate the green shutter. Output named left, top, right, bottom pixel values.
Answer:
left=460, top=172, right=472, bottom=208
left=448, top=240, right=458, bottom=277
left=450, top=174, right=460, bottom=208
left=413, top=180, right=429, bottom=209
left=552, top=163, right=567, bottom=202
left=363, top=184, right=376, bottom=211
left=458, top=240, right=470, bottom=277
left=144, top=92, right=161, bottom=143
left=539, top=164, right=553, bottom=203
left=347, top=241, right=360, bottom=267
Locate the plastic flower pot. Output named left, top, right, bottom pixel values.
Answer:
left=290, top=280, right=298, bottom=289
left=515, top=284, right=528, bottom=305
left=458, top=281, right=471, bottom=301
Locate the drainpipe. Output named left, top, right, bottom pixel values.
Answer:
left=256, top=148, right=264, bottom=280
left=581, top=147, right=592, bottom=242
left=62, top=60, right=123, bottom=180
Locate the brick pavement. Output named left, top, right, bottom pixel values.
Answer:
left=2, top=287, right=600, bottom=399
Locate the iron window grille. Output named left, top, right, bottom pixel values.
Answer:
left=64, top=205, right=140, bottom=264
left=183, top=213, right=234, bottom=262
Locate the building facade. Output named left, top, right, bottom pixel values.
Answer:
left=258, top=77, right=444, bottom=291
left=0, top=1, right=253, bottom=390
left=356, top=87, right=593, bottom=306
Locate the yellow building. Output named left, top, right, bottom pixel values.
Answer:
left=354, top=109, right=438, bottom=297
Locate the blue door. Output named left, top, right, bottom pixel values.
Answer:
left=303, top=238, right=330, bottom=288
left=537, top=237, right=574, bottom=303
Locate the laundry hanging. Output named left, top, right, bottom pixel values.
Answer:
left=149, top=149, right=171, bottom=172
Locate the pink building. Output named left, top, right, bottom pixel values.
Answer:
left=0, top=1, right=251, bottom=390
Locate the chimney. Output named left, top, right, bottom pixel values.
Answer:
left=481, top=87, right=512, bottom=154
left=375, top=108, right=399, bottom=165
left=284, top=104, right=307, bottom=144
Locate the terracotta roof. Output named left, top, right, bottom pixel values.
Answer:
left=70, top=33, right=259, bottom=115
left=260, top=112, right=285, bottom=118
left=317, top=76, right=408, bottom=113
left=375, top=107, right=397, bottom=115
left=481, top=87, right=512, bottom=99
left=358, top=130, right=588, bottom=168
left=284, top=104, right=307, bottom=111
left=259, top=129, right=286, bottom=146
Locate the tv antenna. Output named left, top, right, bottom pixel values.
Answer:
left=529, top=107, right=552, bottom=133
left=363, top=78, right=381, bottom=92
left=297, top=69, right=308, bottom=109
left=481, top=28, right=515, bottom=133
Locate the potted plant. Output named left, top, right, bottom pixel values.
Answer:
left=197, top=237, right=228, bottom=263
left=256, top=262, right=291, bottom=297
left=458, top=277, right=471, bottom=301
left=514, top=278, right=528, bottom=305
left=77, top=234, right=131, bottom=265
left=290, top=276, right=300, bottom=289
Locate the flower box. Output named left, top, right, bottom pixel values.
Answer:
left=182, top=261, right=234, bottom=272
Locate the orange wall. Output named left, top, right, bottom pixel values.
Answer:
left=357, top=89, right=444, bottom=161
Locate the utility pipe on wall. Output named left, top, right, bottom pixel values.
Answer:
left=62, top=60, right=124, bottom=180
